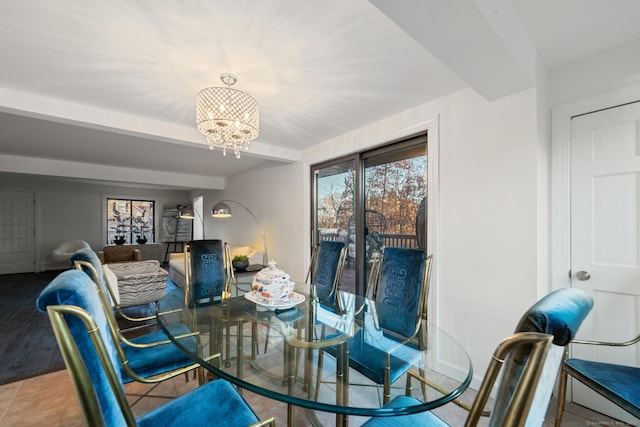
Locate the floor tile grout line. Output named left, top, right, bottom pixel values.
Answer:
left=0, top=382, right=22, bottom=424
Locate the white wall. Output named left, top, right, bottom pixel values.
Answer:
left=211, top=162, right=306, bottom=282
left=550, top=38, right=640, bottom=107
left=0, top=174, right=191, bottom=270
left=228, top=85, right=541, bottom=388
left=427, top=88, right=539, bottom=387
left=536, top=61, right=551, bottom=298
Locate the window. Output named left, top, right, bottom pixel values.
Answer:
left=107, top=198, right=155, bottom=245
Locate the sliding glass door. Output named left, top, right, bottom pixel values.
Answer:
left=312, top=159, right=357, bottom=292
left=311, top=134, right=427, bottom=295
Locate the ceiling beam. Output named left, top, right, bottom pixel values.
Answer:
left=370, top=0, right=538, bottom=100
left=0, top=153, right=225, bottom=190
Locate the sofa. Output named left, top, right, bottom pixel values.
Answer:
left=169, top=244, right=264, bottom=288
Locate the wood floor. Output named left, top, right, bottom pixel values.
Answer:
left=0, top=269, right=172, bottom=385
left=0, top=270, right=65, bottom=385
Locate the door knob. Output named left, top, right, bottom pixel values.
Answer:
left=575, top=271, right=591, bottom=281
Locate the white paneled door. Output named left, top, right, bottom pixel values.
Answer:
left=0, top=191, right=35, bottom=274
left=570, top=101, right=640, bottom=424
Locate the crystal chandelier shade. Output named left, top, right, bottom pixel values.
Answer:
left=196, top=73, right=259, bottom=159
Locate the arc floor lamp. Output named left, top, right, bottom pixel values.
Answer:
left=212, top=200, right=269, bottom=266
left=177, top=205, right=205, bottom=239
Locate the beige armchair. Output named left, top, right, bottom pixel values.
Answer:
left=98, top=245, right=142, bottom=264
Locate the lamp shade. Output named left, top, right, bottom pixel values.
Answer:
left=211, top=199, right=268, bottom=265
left=211, top=201, right=232, bottom=218
left=178, top=205, right=195, bottom=219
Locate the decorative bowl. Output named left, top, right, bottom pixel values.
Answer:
left=251, top=280, right=295, bottom=303
left=252, top=260, right=294, bottom=303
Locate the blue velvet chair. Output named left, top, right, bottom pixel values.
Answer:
left=307, top=240, right=348, bottom=309
left=361, top=288, right=593, bottom=426
left=263, top=241, right=347, bottom=373
left=70, top=248, right=163, bottom=326
left=70, top=248, right=202, bottom=384
left=300, top=241, right=347, bottom=390
left=316, top=248, right=433, bottom=405
left=554, top=332, right=640, bottom=425
left=36, top=269, right=274, bottom=427
left=185, top=239, right=232, bottom=307
left=186, top=240, right=260, bottom=368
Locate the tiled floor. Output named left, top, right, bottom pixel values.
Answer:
left=0, top=368, right=623, bottom=426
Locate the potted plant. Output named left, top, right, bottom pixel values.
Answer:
left=109, top=210, right=129, bottom=245
left=131, top=213, right=151, bottom=244
left=232, top=254, right=249, bottom=271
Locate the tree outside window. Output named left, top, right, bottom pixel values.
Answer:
left=107, top=199, right=155, bottom=245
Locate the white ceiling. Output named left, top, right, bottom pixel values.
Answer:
left=1, top=0, right=640, bottom=188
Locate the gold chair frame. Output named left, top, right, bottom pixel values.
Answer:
left=554, top=333, right=640, bottom=426
left=314, top=251, right=433, bottom=405
left=397, top=332, right=552, bottom=426
left=73, top=260, right=205, bottom=384
left=368, top=252, right=433, bottom=404
left=46, top=303, right=275, bottom=427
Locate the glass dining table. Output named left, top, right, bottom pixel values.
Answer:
left=157, top=283, right=472, bottom=427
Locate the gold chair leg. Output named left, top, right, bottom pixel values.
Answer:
left=197, top=366, right=205, bottom=385
left=314, top=349, right=325, bottom=401
left=264, top=325, right=271, bottom=353
left=252, top=321, right=259, bottom=358
left=383, top=353, right=391, bottom=404
left=555, top=365, right=569, bottom=427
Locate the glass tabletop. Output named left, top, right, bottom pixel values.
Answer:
left=157, top=283, right=472, bottom=419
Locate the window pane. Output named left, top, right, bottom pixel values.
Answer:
left=132, top=201, right=154, bottom=243
left=364, top=147, right=426, bottom=252
left=107, top=198, right=155, bottom=245
left=315, top=160, right=355, bottom=293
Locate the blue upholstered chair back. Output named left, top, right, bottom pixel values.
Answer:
left=70, top=248, right=108, bottom=293
left=372, top=247, right=429, bottom=338
left=187, top=240, right=226, bottom=303
left=36, top=270, right=129, bottom=426
left=69, top=248, right=121, bottom=329
left=490, top=287, right=593, bottom=426
left=312, top=241, right=346, bottom=305
left=69, top=247, right=121, bottom=322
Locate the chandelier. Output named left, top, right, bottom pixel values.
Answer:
left=196, top=73, right=259, bottom=159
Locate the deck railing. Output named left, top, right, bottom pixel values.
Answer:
left=319, top=232, right=418, bottom=249
left=380, top=234, right=417, bottom=248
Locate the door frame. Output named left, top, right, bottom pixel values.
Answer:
left=551, top=85, right=640, bottom=291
